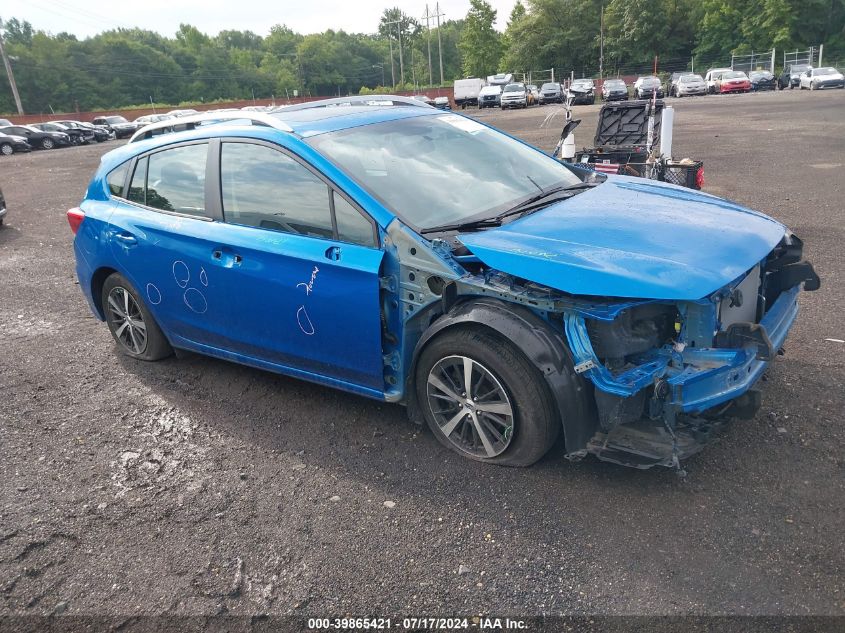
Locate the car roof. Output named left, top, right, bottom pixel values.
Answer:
left=100, top=103, right=443, bottom=172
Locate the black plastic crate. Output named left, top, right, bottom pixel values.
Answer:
left=659, top=160, right=704, bottom=190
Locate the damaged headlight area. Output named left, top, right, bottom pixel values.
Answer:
left=563, top=234, right=819, bottom=469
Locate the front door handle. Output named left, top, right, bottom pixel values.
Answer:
left=324, top=246, right=341, bottom=261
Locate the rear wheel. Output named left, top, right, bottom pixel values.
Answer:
left=102, top=273, right=172, bottom=361
left=41, top=138, right=54, bottom=150
left=416, top=328, right=559, bottom=467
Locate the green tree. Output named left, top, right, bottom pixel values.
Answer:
left=459, top=0, right=502, bottom=77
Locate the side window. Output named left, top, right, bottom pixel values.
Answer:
left=106, top=162, right=128, bottom=198
left=333, top=192, right=375, bottom=247
left=220, top=142, right=333, bottom=239
left=145, top=143, right=208, bottom=217
left=127, top=157, right=147, bottom=205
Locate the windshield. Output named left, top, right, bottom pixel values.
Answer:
left=605, top=80, right=625, bottom=87
left=307, top=114, right=582, bottom=231
left=106, top=116, right=128, bottom=124
left=572, top=79, right=592, bottom=86
left=503, top=84, right=524, bottom=92
left=791, top=65, right=809, bottom=73
left=680, top=74, right=703, bottom=82
left=541, top=83, right=559, bottom=91
left=723, top=71, right=746, bottom=79
left=640, top=77, right=660, bottom=86
left=816, top=67, right=838, bottom=75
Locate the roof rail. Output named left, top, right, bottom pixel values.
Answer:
left=128, top=111, right=294, bottom=144
left=272, top=95, right=434, bottom=113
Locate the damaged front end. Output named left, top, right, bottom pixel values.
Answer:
left=564, top=233, right=820, bottom=468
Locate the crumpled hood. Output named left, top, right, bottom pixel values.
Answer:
left=458, top=176, right=786, bottom=300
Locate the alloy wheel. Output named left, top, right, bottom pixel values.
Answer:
left=0, top=143, right=12, bottom=156
left=106, top=286, right=148, bottom=354
left=426, top=355, right=515, bottom=459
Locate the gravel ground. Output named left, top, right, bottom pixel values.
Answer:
left=0, top=89, right=843, bottom=624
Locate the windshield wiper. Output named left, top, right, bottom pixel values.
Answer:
left=420, top=182, right=597, bottom=235
left=496, top=181, right=597, bottom=219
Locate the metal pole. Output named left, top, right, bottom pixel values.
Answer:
left=0, top=24, right=24, bottom=115
left=771, top=48, right=775, bottom=74
left=388, top=31, right=396, bottom=87
left=599, top=4, right=604, bottom=88
left=819, top=44, right=823, bottom=67
left=397, top=22, right=404, bottom=85
left=424, top=4, right=433, bottom=86
left=435, top=2, right=444, bottom=85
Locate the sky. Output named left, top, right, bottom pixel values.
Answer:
left=1, top=0, right=518, bottom=38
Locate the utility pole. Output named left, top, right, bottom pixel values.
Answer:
left=423, top=4, right=433, bottom=86
left=385, top=18, right=404, bottom=86
left=387, top=32, right=396, bottom=87
left=434, top=3, right=445, bottom=85
left=0, top=21, right=24, bottom=115
left=599, top=3, right=604, bottom=89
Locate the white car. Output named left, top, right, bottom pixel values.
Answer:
left=704, top=67, right=732, bottom=94
left=478, top=85, right=503, bottom=109
left=799, top=67, right=845, bottom=90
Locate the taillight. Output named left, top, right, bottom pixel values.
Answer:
left=695, top=166, right=705, bottom=189
left=67, top=207, right=85, bottom=234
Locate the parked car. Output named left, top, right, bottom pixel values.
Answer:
left=478, top=85, right=502, bottom=109
left=0, top=124, right=71, bottom=149
left=526, top=84, right=540, bottom=105
left=568, top=78, right=596, bottom=105
left=715, top=70, right=752, bottom=93
left=134, top=114, right=175, bottom=127
left=433, top=96, right=451, bottom=110
left=666, top=72, right=686, bottom=96
left=411, top=95, right=434, bottom=106
left=78, top=121, right=115, bottom=141
left=166, top=109, right=200, bottom=118
left=453, top=77, right=486, bottom=108
left=779, top=63, right=811, bottom=89
left=52, top=120, right=103, bottom=143
left=749, top=70, right=776, bottom=91
left=0, top=187, right=5, bottom=226
left=68, top=99, right=819, bottom=470
left=601, top=78, right=629, bottom=101
left=92, top=115, right=141, bottom=139
left=633, top=76, right=664, bottom=99
left=799, top=66, right=845, bottom=90
left=31, top=122, right=87, bottom=145
left=539, top=82, right=564, bottom=104
left=704, top=67, right=732, bottom=94
left=0, top=118, right=14, bottom=127
left=500, top=83, right=529, bottom=109
left=0, top=132, right=31, bottom=155
left=673, top=73, right=707, bottom=97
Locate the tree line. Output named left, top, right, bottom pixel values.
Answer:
left=1, top=0, right=844, bottom=114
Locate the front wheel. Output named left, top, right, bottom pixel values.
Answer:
left=102, top=273, right=173, bottom=361
left=0, top=142, right=13, bottom=156
left=41, top=138, right=54, bottom=150
left=416, top=328, right=559, bottom=467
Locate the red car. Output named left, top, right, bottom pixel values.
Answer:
left=716, top=70, right=752, bottom=93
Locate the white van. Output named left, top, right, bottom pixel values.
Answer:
left=453, top=78, right=486, bottom=107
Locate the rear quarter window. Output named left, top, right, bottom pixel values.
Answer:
left=106, top=163, right=129, bottom=198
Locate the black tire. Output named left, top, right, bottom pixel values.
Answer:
left=41, top=138, right=54, bottom=150
left=101, top=272, right=173, bottom=361
left=415, top=327, right=559, bottom=467
left=0, top=142, right=12, bottom=156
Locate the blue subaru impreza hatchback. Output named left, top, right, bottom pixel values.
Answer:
left=69, top=97, right=819, bottom=469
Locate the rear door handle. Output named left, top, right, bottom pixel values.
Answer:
left=115, top=232, right=137, bottom=246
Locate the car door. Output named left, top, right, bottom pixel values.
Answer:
left=106, top=141, right=240, bottom=350
left=206, top=139, right=385, bottom=392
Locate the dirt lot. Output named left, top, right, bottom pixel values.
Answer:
left=1, top=90, right=844, bottom=624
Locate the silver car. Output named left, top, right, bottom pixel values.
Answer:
left=674, top=73, right=707, bottom=97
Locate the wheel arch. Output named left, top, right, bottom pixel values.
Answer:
left=90, top=266, right=119, bottom=320
left=408, top=297, right=597, bottom=457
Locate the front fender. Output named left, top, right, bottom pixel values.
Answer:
left=410, top=297, right=597, bottom=457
